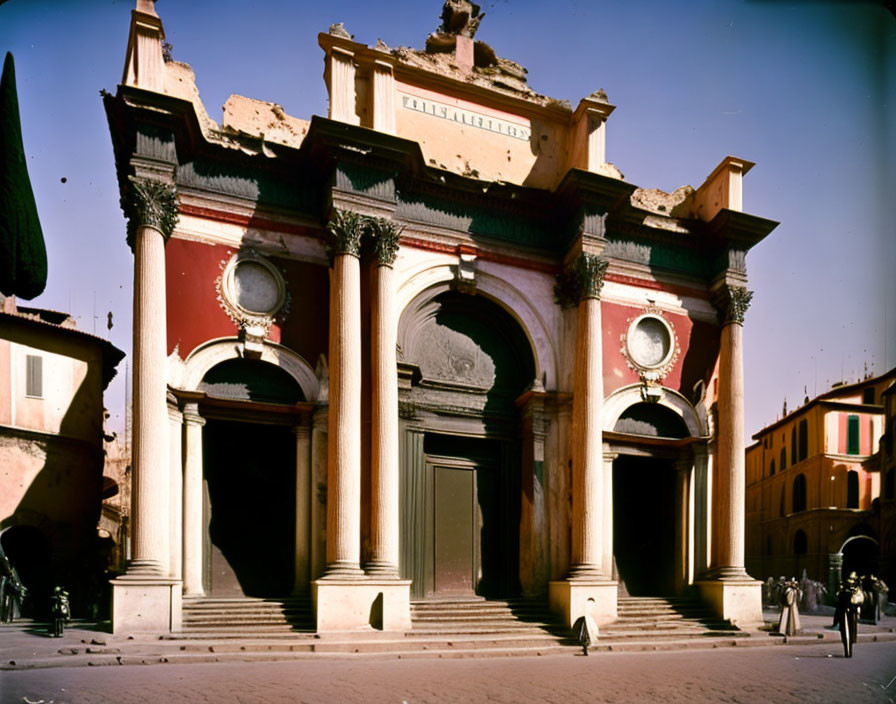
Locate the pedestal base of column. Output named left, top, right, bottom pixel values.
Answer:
left=364, top=561, right=400, bottom=578
left=319, top=561, right=366, bottom=579
left=110, top=574, right=182, bottom=635
left=312, top=578, right=411, bottom=632
left=548, top=579, right=617, bottom=630
left=695, top=577, right=763, bottom=628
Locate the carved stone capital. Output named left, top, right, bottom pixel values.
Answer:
left=713, top=286, right=753, bottom=325
left=124, top=176, right=179, bottom=250
left=366, top=216, right=402, bottom=265
left=554, top=253, right=608, bottom=306
left=325, top=209, right=364, bottom=261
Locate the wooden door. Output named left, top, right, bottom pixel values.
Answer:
left=433, top=464, right=477, bottom=596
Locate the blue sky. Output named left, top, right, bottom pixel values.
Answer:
left=2, top=0, right=894, bottom=438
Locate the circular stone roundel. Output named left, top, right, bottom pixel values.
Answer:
left=222, top=253, right=286, bottom=318
left=627, top=314, right=674, bottom=370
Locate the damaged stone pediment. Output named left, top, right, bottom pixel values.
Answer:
left=381, top=0, right=563, bottom=110
left=221, top=95, right=310, bottom=150
left=630, top=185, right=695, bottom=218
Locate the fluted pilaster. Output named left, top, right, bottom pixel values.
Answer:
left=181, top=402, right=205, bottom=596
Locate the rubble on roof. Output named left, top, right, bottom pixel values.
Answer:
left=630, top=185, right=694, bottom=218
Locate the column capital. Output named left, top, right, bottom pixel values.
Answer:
left=554, top=253, right=608, bottom=307
left=712, top=285, right=753, bottom=326
left=366, top=216, right=402, bottom=266
left=124, top=176, right=179, bottom=251
left=181, top=401, right=205, bottom=426
left=325, top=208, right=364, bottom=261
left=293, top=424, right=312, bottom=440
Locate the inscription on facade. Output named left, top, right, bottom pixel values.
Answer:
left=399, top=92, right=531, bottom=142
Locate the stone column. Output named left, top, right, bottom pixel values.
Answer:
left=111, top=176, right=181, bottom=634
left=696, top=284, right=761, bottom=627
left=601, top=448, right=617, bottom=578
left=293, top=421, right=312, bottom=593
left=519, top=387, right=549, bottom=596
left=674, top=457, right=693, bottom=592
left=713, top=285, right=752, bottom=578
left=127, top=177, right=178, bottom=576
left=167, top=400, right=183, bottom=580
left=310, top=406, right=329, bottom=581
left=323, top=209, right=365, bottom=578
left=568, top=254, right=608, bottom=579
left=181, top=401, right=205, bottom=597
left=549, top=254, right=617, bottom=629
left=367, top=218, right=401, bottom=576
left=693, top=444, right=710, bottom=578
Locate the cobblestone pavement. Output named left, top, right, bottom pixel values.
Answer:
left=2, top=641, right=895, bottom=704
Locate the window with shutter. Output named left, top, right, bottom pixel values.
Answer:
left=25, top=355, right=43, bottom=398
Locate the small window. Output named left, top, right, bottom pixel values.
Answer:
left=792, top=473, right=807, bottom=513
left=779, top=486, right=786, bottom=517
left=770, top=459, right=776, bottom=476
left=25, top=355, right=43, bottom=398
left=846, top=470, right=859, bottom=509
left=847, top=415, right=860, bottom=455
left=791, top=426, right=797, bottom=464
left=863, top=388, right=875, bottom=405
left=798, top=419, right=808, bottom=461
left=780, top=448, right=787, bottom=471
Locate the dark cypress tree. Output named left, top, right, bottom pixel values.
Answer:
left=0, top=52, right=47, bottom=300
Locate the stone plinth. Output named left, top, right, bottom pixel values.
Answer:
left=696, top=578, right=763, bottom=628
left=548, top=579, right=617, bottom=629
left=111, top=576, right=181, bottom=634
left=313, top=579, right=411, bottom=632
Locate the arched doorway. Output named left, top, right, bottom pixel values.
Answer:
left=603, top=389, right=705, bottom=598
left=397, top=289, right=535, bottom=599
left=199, top=358, right=305, bottom=597
left=841, top=534, right=879, bottom=579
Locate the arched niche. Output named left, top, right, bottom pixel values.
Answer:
left=398, top=287, right=536, bottom=407
left=396, top=264, right=557, bottom=390
left=177, top=337, right=319, bottom=401
left=602, top=384, right=707, bottom=438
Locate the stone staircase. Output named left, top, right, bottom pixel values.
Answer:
left=153, top=594, right=749, bottom=657
left=592, top=596, right=749, bottom=651
left=171, top=597, right=315, bottom=638
left=405, top=597, right=577, bottom=655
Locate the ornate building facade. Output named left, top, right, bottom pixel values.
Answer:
left=746, top=369, right=895, bottom=594
left=106, top=1, right=777, bottom=634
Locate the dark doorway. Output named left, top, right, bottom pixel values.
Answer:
left=203, top=420, right=296, bottom=597
left=841, top=536, right=879, bottom=579
left=613, top=455, right=676, bottom=596
left=417, top=434, right=513, bottom=598
left=0, top=526, right=52, bottom=617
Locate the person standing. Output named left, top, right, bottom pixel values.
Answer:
left=777, top=578, right=801, bottom=636
left=837, top=573, right=863, bottom=658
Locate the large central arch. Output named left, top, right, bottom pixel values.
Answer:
left=397, top=284, right=537, bottom=599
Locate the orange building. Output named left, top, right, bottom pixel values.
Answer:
left=746, top=368, right=895, bottom=594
